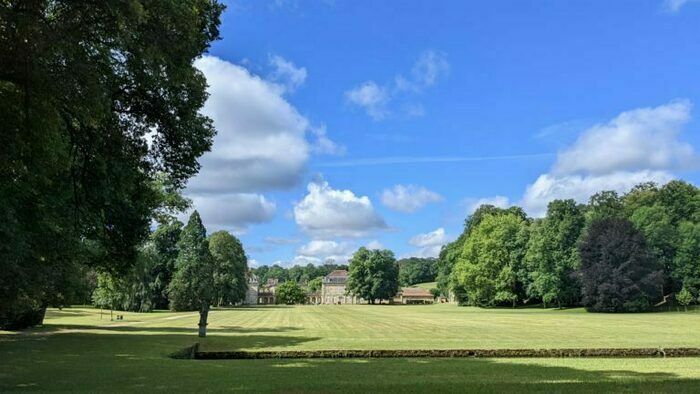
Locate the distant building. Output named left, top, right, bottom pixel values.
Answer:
left=396, top=287, right=434, bottom=304
left=322, top=270, right=357, bottom=304
left=244, top=269, right=436, bottom=305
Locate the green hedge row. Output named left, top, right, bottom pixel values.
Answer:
left=189, top=347, right=700, bottom=360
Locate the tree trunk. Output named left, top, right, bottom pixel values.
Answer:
left=198, top=305, right=209, bottom=338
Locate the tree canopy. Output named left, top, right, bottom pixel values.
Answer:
left=209, top=231, right=248, bottom=306
left=0, top=0, right=224, bottom=329
left=346, top=247, right=399, bottom=303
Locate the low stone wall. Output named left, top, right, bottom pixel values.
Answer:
left=185, top=347, right=700, bottom=360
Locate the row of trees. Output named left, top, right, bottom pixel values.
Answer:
left=92, top=211, right=248, bottom=336
left=438, top=181, right=700, bottom=312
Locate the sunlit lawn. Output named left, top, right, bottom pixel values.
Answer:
left=1, top=305, right=700, bottom=392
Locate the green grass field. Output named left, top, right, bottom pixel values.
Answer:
left=2, top=305, right=700, bottom=392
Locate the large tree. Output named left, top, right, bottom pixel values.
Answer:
left=453, top=211, right=529, bottom=307
left=578, top=218, right=663, bottom=312
left=346, top=247, right=399, bottom=304
left=0, top=0, right=223, bottom=329
left=168, top=211, right=215, bottom=337
left=525, top=199, right=585, bottom=308
left=209, top=231, right=248, bottom=306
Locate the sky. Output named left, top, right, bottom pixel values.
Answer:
left=180, top=0, right=700, bottom=267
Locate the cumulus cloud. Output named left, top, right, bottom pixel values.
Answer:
left=189, top=55, right=310, bottom=193
left=345, top=81, right=389, bottom=120
left=463, top=196, right=511, bottom=214
left=519, top=100, right=696, bottom=217
left=182, top=56, right=342, bottom=231
left=553, top=100, right=695, bottom=175
left=185, top=194, right=276, bottom=233
left=408, top=228, right=451, bottom=258
left=268, top=54, right=307, bottom=94
left=294, top=180, right=387, bottom=237
left=381, top=184, right=443, bottom=213
left=297, top=240, right=354, bottom=257
left=345, top=50, right=449, bottom=120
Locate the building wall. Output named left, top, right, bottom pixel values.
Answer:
left=322, top=283, right=355, bottom=304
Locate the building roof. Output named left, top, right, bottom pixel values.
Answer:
left=401, top=287, right=433, bottom=298
left=326, top=270, right=348, bottom=278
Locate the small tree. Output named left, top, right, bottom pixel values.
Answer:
left=275, top=281, right=307, bottom=305
left=677, top=287, right=694, bottom=311
left=308, top=277, right=323, bottom=293
left=168, top=211, right=215, bottom=337
left=209, top=231, right=248, bottom=306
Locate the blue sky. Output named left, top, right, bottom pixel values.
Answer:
left=183, top=0, right=700, bottom=266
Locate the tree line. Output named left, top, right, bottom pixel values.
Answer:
left=437, top=181, right=700, bottom=312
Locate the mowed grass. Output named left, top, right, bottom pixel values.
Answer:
left=2, top=305, right=700, bottom=392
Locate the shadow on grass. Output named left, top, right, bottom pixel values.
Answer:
left=33, top=324, right=303, bottom=335
left=1, top=330, right=699, bottom=392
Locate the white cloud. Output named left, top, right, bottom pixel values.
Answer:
left=297, top=240, right=354, bottom=257
left=268, top=54, right=307, bottom=94
left=264, top=236, right=302, bottom=245
left=182, top=56, right=342, bottom=231
left=407, top=228, right=451, bottom=258
left=365, top=240, right=384, bottom=250
left=310, top=124, right=346, bottom=155
left=345, top=50, right=449, bottom=120
left=553, top=100, right=694, bottom=175
left=345, top=81, right=389, bottom=120
left=189, top=55, right=310, bottom=193
left=519, top=100, right=695, bottom=217
left=664, top=0, right=698, bottom=12
left=381, top=184, right=443, bottom=213
left=186, top=194, right=276, bottom=233
left=410, top=50, right=450, bottom=88
left=463, top=196, right=511, bottom=214
left=294, top=180, right=387, bottom=237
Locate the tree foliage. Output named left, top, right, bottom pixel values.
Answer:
left=579, top=218, right=663, bottom=312
left=453, top=211, right=529, bottom=307
left=398, top=257, right=437, bottom=286
left=346, top=248, right=399, bottom=303
left=0, top=0, right=223, bottom=329
left=524, top=199, right=585, bottom=308
left=275, top=281, right=307, bottom=305
left=167, top=212, right=215, bottom=336
left=209, top=231, right=248, bottom=306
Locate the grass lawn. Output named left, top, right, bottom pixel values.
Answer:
left=2, top=305, right=700, bottom=392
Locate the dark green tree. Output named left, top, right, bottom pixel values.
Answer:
left=168, top=211, right=215, bottom=337
left=209, top=231, right=248, bottom=306
left=0, top=0, right=223, bottom=329
left=346, top=248, right=399, bottom=303
left=275, top=281, right=307, bottom=305
left=578, top=218, right=663, bottom=312
left=525, top=199, right=585, bottom=308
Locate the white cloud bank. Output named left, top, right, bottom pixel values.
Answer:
left=381, top=184, right=443, bottom=213
left=182, top=56, right=341, bottom=231
left=469, top=100, right=697, bottom=218
left=294, top=180, right=387, bottom=238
